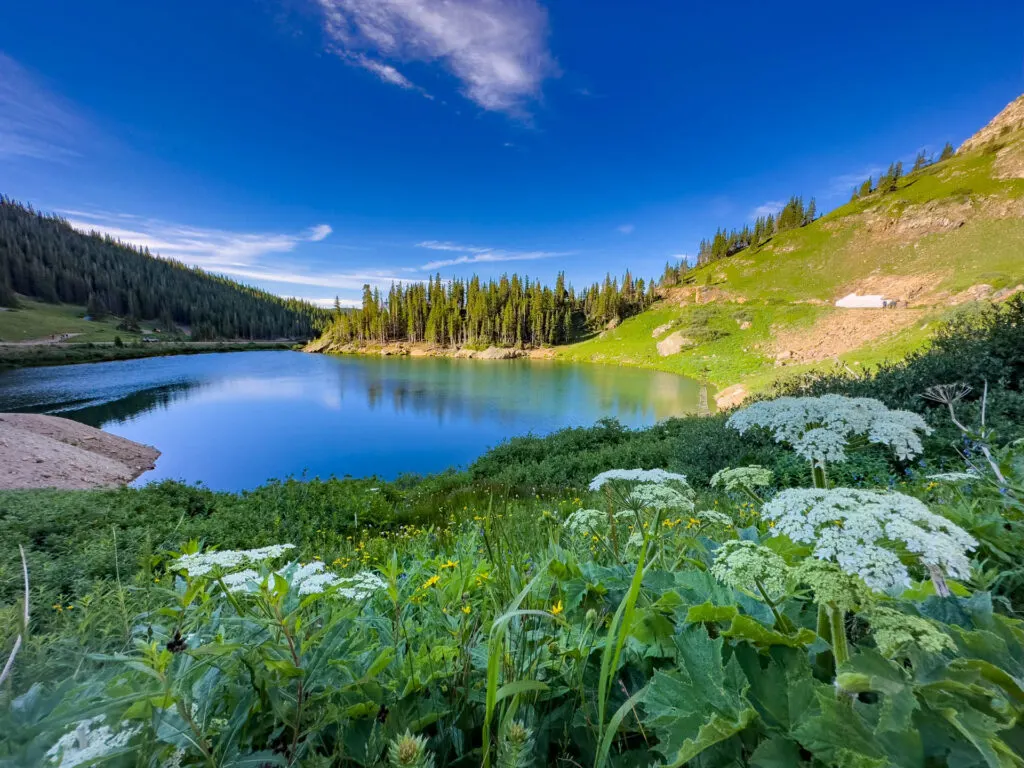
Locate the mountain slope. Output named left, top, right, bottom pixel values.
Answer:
left=0, top=198, right=326, bottom=340
left=559, top=94, right=1024, bottom=402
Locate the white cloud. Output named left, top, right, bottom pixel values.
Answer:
left=58, top=209, right=412, bottom=297
left=750, top=200, right=784, bottom=218
left=62, top=210, right=333, bottom=268
left=414, top=239, right=569, bottom=270
left=0, top=53, right=86, bottom=162
left=316, top=0, right=556, bottom=115
left=616, top=224, right=635, bottom=235
left=344, top=53, right=435, bottom=99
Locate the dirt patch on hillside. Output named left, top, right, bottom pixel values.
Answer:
left=0, top=413, right=159, bottom=489
left=772, top=309, right=926, bottom=364
left=839, top=273, right=949, bottom=307
left=656, top=332, right=695, bottom=357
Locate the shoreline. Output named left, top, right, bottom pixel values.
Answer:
left=305, top=338, right=558, bottom=361
left=0, top=340, right=300, bottom=371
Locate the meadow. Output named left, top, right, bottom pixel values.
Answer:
left=1, top=298, right=1023, bottom=767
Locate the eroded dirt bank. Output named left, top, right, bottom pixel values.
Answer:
left=0, top=413, right=159, bottom=490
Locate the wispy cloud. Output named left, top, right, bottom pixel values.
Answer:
left=750, top=200, right=784, bottom=218
left=616, top=223, right=635, bottom=235
left=316, top=0, right=556, bottom=116
left=826, top=166, right=884, bottom=198
left=0, top=53, right=87, bottom=162
left=415, top=239, right=569, bottom=270
left=59, top=209, right=410, bottom=297
left=344, top=53, right=434, bottom=99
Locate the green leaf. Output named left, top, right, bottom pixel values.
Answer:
left=734, top=645, right=816, bottom=733
left=642, top=627, right=757, bottom=767
left=495, top=679, right=549, bottom=704
left=684, top=602, right=738, bottom=624
left=722, top=615, right=816, bottom=648
left=749, top=736, right=805, bottom=768
left=838, top=651, right=919, bottom=735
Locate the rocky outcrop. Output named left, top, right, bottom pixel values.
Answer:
left=959, top=94, right=1024, bottom=153
left=656, top=332, right=695, bottom=357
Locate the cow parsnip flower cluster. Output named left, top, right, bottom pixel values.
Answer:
left=563, top=508, right=607, bottom=537
left=695, top=509, right=734, bottom=527
left=866, top=607, right=955, bottom=658
left=763, top=488, right=977, bottom=591
left=790, top=559, right=867, bottom=612
left=171, top=544, right=296, bottom=576
left=727, top=395, right=931, bottom=463
left=626, top=482, right=695, bottom=511
left=710, top=540, right=788, bottom=595
left=218, top=561, right=386, bottom=599
left=588, top=468, right=688, bottom=491
left=926, top=471, right=980, bottom=483
left=46, top=716, right=141, bottom=768
left=710, top=465, right=774, bottom=493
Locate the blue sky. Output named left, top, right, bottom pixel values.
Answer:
left=2, top=0, right=1023, bottom=306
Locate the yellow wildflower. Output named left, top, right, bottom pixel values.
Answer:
left=462, top=604, right=472, bottom=615
left=550, top=600, right=564, bottom=616
left=421, top=575, right=441, bottom=589
left=440, top=559, right=459, bottom=570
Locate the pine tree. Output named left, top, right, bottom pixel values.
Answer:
left=939, top=142, right=955, bottom=161
left=858, top=177, right=874, bottom=197
left=911, top=150, right=929, bottom=173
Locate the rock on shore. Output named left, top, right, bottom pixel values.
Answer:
left=0, top=413, right=160, bottom=490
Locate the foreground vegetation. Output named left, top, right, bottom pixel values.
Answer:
left=1, top=297, right=1023, bottom=766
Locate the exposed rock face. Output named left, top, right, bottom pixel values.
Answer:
left=656, top=332, right=694, bottom=357
left=474, top=346, right=527, bottom=360
left=651, top=323, right=673, bottom=338
left=715, top=384, right=748, bottom=410
left=959, top=94, right=1024, bottom=153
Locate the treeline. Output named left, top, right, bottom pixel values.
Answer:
left=325, top=271, right=655, bottom=347
left=661, top=194, right=817, bottom=286
left=850, top=142, right=954, bottom=201
left=0, top=197, right=326, bottom=339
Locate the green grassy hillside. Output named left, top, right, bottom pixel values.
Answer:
left=558, top=97, right=1024, bottom=398
left=0, top=296, right=151, bottom=344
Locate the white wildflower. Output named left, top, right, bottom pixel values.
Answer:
left=172, top=544, right=296, bottom=577
left=926, top=471, right=980, bottom=483
left=710, top=466, right=774, bottom=492
left=762, top=488, right=976, bottom=591
left=866, top=606, right=955, bottom=658
left=46, top=716, right=141, bottom=767
left=696, top=509, right=734, bottom=527
left=727, top=395, right=931, bottom=463
left=626, top=482, right=694, bottom=511
left=563, top=508, right=607, bottom=537
left=335, top=570, right=387, bottom=600
left=219, top=569, right=260, bottom=592
left=710, top=540, right=788, bottom=595
left=588, top=468, right=688, bottom=491
left=162, top=748, right=186, bottom=768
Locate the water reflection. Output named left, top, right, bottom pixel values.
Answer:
left=0, top=351, right=710, bottom=489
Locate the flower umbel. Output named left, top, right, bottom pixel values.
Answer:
left=762, top=488, right=977, bottom=591
left=727, top=395, right=931, bottom=463
left=588, top=468, right=688, bottom=491
left=711, top=540, right=788, bottom=596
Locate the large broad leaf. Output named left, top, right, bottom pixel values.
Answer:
left=722, top=615, right=816, bottom=649
left=642, top=627, right=756, bottom=767
left=836, top=651, right=919, bottom=735
left=734, top=645, right=816, bottom=733
left=749, top=735, right=806, bottom=768
left=793, top=686, right=923, bottom=768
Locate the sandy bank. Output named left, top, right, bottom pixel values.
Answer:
left=0, top=413, right=160, bottom=490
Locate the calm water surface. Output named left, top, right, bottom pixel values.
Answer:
left=0, top=351, right=710, bottom=490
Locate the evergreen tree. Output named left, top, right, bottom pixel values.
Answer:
left=939, top=142, right=955, bottom=161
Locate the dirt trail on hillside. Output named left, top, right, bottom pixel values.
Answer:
left=773, top=309, right=926, bottom=364
left=0, top=413, right=159, bottom=489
